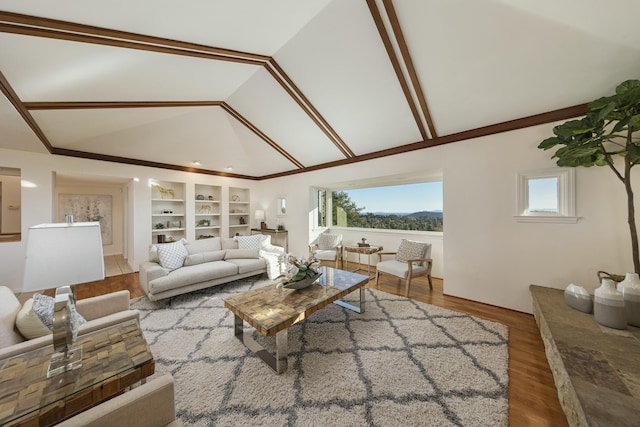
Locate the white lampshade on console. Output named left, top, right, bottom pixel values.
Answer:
left=23, top=220, right=105, bottom=377
left=255, top=209, right=266, bottom=229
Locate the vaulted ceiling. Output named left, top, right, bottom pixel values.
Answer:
left=1, top=1, right=639, bottom=180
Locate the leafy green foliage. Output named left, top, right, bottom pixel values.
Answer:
left=538, top=79, right=640, bottom=273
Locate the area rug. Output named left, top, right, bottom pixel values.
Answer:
left=131, top=276, right=509, bottom=426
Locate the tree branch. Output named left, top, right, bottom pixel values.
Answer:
left=600, top=143, right=625, bottom=182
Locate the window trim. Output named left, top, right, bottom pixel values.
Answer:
left=515, top=167, right=579, bottom=223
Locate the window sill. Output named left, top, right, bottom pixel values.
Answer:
left=514, top=215, right=580, bottom=224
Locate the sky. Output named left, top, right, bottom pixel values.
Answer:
left=343, top=181, right=443, bottom=213
left=528, top=177, right=558, bottom=211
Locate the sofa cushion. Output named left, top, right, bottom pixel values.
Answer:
left=183, top=250, right=226, bottom=266
left=224, top=248, right=260, bottom=260
left=221, top=238, right=238, bottom=250
left=225, top=258, right=266, bottom=274
left=148, top=261, right=239, bottom=294
left=0, top=286, right=24, bottom=347
left=184, top=237, right=222, bottom=255
left=157, top=241, right=189, bottom=271
left=15, top=298, right=49, bottom=339
left=236, top=234, right=265, bottom=250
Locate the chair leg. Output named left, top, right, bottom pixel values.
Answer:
left=427, top=274, right=433, bottom=290
left=375, top=271, right=380, bottom=288
left=405, top=275, right=412, bottom=297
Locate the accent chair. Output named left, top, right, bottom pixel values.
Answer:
left=309, top=232, right=343, bottom=268
left=375, top=239, right=433, bottom=297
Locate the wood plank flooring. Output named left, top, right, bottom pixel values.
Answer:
left=72, top=262, right=568, bottom=426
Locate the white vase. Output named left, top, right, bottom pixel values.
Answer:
left=594, top=278, right=627, bottom=329
left=617, top=272, right=640, bottom=327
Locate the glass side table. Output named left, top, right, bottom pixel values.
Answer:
left=0, top=318, right=154, bottom=426
left=343, top=245, right=383, bottom=277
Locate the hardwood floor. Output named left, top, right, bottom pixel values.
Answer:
left=74, top=263, right=568, bottom=426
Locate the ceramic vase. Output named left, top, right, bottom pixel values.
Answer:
left=594, top=278, right=627, bottom=330
left=617, top=272, right=640, bottom=327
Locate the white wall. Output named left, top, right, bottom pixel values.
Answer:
left=1, top=120, right=636, bottom=313
left=256, top=122, right=636, bottom=313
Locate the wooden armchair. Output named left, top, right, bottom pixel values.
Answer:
left=309, top=232, right=343, bottom=269
left=375, top=239, right=433, bottom=297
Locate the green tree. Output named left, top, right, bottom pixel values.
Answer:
left=332, top=191, right=365, bottom=227
left=538, top=79, right=640, bottom=273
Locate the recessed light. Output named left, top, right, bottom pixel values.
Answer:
left=192, top=161, right=201, bottom=166
left=225, top=166, right=234, bottom=171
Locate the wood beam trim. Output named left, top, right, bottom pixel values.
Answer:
left=220, top=103, right=305, bottom=169
left=383, top=0, right=437, bottom=138
left=0, top=23, right=265, bottom=67
left=0, top=70, right=53, bottom=152
left=366, top=0, right=427, bottom=141
left=50, top=148, right=259, bottom=180
left=24, top=101, right=224, bottom=110
left=259, top=103, right=589, bottom=179
left=265, top=60, right=355, bottom=158
left=0, top=11, right=270, bottom=63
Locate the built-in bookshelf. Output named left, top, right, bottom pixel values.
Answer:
left=194, top=184, right=221, bottom=240
left=151, top=180, right=185, bottom=244
left=228, top=187, right=250, bottom=237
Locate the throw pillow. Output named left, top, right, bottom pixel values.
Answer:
left=15, top=298, right=50, bottom=339
left=318, top=233, right=340, bottom=250
left=157, top=241, right=189, bottom=271
left=30, top=293, right=87, bottom=335
left=395, top=239, right=428, bottom=266
left=236, top=234, right=265, bottom=250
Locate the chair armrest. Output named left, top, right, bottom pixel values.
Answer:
left=406, top=258, right=433, bottom=273
left=376, top=251, right=397, bottom=262
left=57, top=374, right=180, bottom=427
left=76, top=290, right=131, bottom=321
left=309, top=243, right=319, bottom=252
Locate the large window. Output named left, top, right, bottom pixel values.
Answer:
left=329, top=181, right=443, bottom=231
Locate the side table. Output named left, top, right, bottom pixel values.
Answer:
left=0, top=318, right=155, bottom=427
left=251, top=228, right=288, bottom=252
left=344, top=245, right=382, bottom=277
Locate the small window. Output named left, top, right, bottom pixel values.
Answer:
left=515, top=168, right=578, bottom=223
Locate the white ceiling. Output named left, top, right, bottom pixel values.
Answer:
left=1, top=0, right=639, bottom=179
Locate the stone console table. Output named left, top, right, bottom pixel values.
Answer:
left=530, top=285, right=640, bottom=427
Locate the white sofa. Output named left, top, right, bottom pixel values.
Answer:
left=0, top=287, right=139, bottom=360
left=139, top=235, right=285, bottom=301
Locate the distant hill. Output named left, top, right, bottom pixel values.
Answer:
left=366, top=211, right=443, bottom=218
left=405, top=211, right=443, bottom=218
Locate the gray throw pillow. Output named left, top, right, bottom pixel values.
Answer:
left=32, top=293, right=87, bottom=334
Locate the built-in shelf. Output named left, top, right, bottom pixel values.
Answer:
left=151, top=180, right=186, bottom=244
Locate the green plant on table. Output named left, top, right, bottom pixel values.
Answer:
left=285, top=255, right=320, bottom=283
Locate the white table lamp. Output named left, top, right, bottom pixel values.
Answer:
left=23, top=218, right=105, bottom=377
left=255, top=209, right=266, bottom=229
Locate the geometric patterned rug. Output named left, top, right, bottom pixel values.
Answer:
left=131, top=275, right=509, bottom=426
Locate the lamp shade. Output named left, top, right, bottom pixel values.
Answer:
left=23, top=222, right=105, bottom=292
left=255, top=210, right=265, bottom=221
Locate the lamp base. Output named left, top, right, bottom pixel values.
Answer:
left=47, top=345, right=83, bottom=378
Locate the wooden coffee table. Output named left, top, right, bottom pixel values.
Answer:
left=0, top=318, right=154, bottom=426
left=224, top=266, right=369, bottom=373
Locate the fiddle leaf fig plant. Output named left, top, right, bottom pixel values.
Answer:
left=538, top=79, right=640, bottom=273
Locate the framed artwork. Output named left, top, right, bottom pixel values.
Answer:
left=58, top=194, right=113, bottom=245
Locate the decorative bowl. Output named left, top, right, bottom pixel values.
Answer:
left=282, top=272, right=323, bottom=290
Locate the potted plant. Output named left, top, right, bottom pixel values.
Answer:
left=538, top=79, right=640, bottom=275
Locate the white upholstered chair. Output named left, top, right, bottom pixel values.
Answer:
left=309, top=232, right=343, bottom=269
left=375, top=239, right=433, bottom=297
